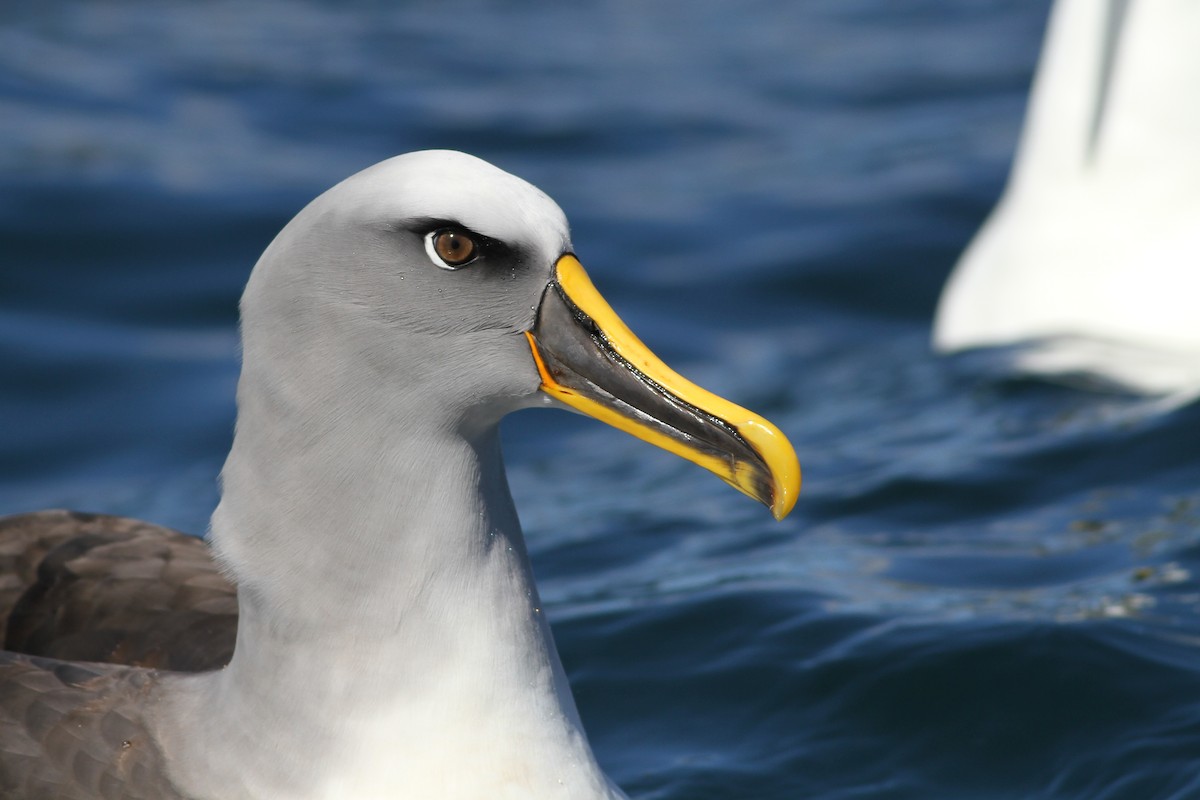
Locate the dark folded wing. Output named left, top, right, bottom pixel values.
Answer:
left=0, top=652, right=187, bottom=800
left=1, top=510, right=237, bottom=671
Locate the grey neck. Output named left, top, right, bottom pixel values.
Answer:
left=154, top=374, right=621, bottom=799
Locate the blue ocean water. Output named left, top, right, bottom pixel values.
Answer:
left=3, top=1, right=1200, bottom=797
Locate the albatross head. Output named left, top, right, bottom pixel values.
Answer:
left=239, top=149, right=798, bottom=519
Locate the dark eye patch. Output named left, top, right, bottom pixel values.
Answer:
left=410, top=218, right=513, bottom=264
left=405, top=218, right=529, bottom=278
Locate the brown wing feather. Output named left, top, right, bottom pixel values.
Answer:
left=0, top=510, right=91, bottom=640
left=0, top=652, right=187, bottom=799
left=1, top=511, right=237, bottom=671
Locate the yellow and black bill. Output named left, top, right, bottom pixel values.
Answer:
left=525, top=254, right=800, bottom=520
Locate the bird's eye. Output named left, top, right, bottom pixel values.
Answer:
left=426, top=228, right=479, bottom=269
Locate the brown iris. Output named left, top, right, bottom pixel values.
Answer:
left=432, top=229, right=477, bottom=267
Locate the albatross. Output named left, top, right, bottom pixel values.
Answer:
left=934, top=0, right=1200, bottom=394
left=0, top=150, right=799, bottom=799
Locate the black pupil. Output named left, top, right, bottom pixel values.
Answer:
left=437, top=231, right=474, bottom=264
